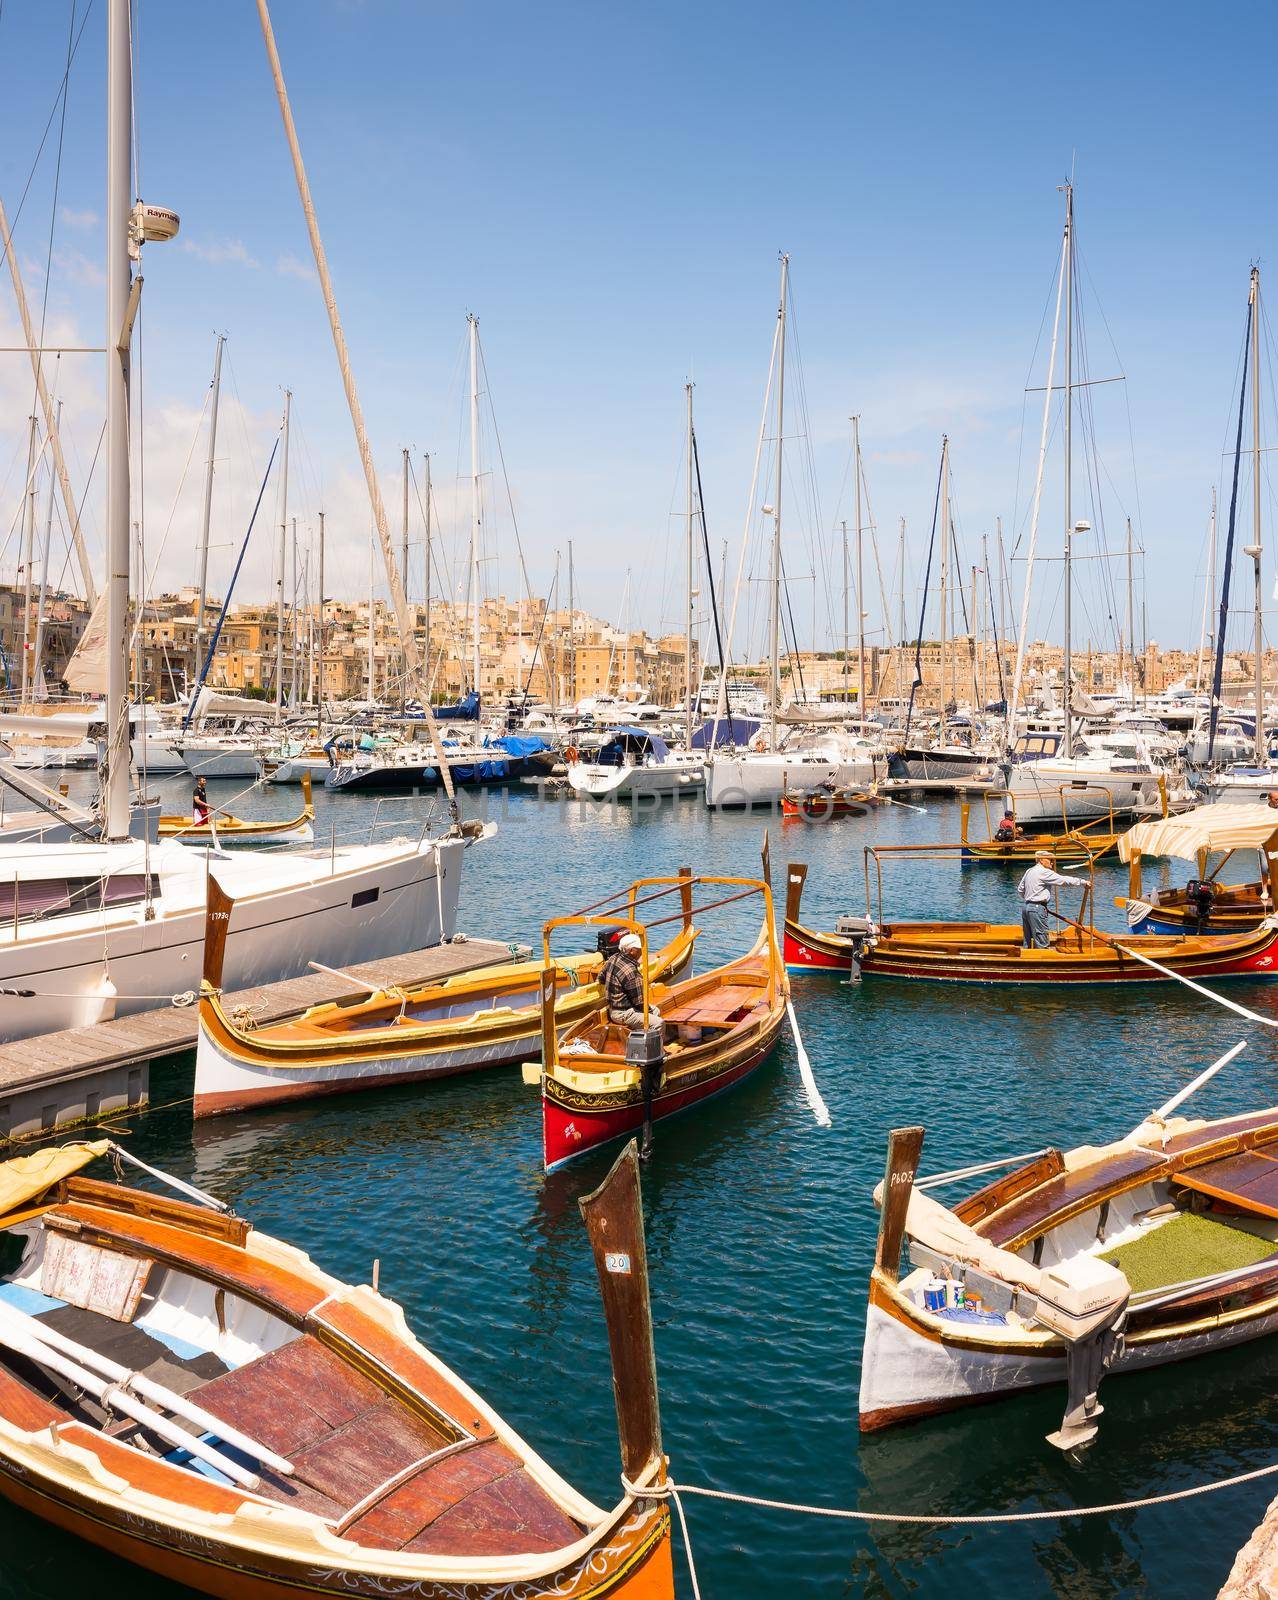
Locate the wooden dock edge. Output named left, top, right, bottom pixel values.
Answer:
left=0, top=937, right=519, bottom=1141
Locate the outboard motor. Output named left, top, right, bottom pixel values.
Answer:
left=596, top=928, right=625, bottom=958
left=1186, top=877, right=1217, bottom=933
left=626, top=1024, right=666, bottom=1160
left=1033, top=1255, right=1131, bottom=1451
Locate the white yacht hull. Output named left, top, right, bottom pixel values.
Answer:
left=703, top=751, right=874, bottom=809
left=0, top=834, right=473, bottom=1042
left=178, top=741, right=262, bottom=779
left=567, top=760, right=704, bottom=800
left=1004, top=762, right=1160, bottom=824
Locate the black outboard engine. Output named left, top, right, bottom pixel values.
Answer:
left=596, top=928, right=625, bottom=958
left=1186, top=878, right=1217, bottom=932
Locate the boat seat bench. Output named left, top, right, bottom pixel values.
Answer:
left=191, top=1335, right=583, bottom=1554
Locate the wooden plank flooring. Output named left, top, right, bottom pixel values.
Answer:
left=0, top=937, right=517, bottom=1093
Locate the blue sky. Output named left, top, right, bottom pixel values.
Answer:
left=0, top=0, right=1274, bottom=666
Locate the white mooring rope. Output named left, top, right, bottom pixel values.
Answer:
left=631, top=1459, right=1278, bottom=1599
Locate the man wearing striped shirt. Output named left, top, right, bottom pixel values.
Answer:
left=1016, top=852, right=1087, bottom=949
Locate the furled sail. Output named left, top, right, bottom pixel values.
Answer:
left=62, top=591, right=109, bottom=696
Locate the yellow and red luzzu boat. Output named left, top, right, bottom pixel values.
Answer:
left=1119, top=799, right=1278, bottom=935
left=861, top=1087, right=1278, bottom=1451
left=195, top=873, right=696, bottom=1117
left=159, top=773, right=315, bottom=848
left=0, top=1139, right=674, bottom=1598
left=782, top=859, right=1278, bottom=983
left=529, top=875, right=788, bottom=1171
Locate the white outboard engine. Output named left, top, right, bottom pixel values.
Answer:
left=1033, top=1255, right=1131, bottom=1451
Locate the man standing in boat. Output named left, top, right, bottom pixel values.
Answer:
left=603, top=932, right=660, bottom=1029
left=1016, top=851, right=1087, bottom=949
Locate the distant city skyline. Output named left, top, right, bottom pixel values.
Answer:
left=0, top=1, right=1274, bottom=675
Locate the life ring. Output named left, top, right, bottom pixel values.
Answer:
left=565, top=745, right=579, bottom=763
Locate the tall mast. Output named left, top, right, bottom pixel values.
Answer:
left=854, top=414, right=865, bottom=718
left=290, top=516, right=299, bottom=705
left=685, top=382, right=695, bottom=745
left=19, top=414, right=37, bottom=703
left=103, top=0, right=133, bottom=839
left=33, top=400, right=59, bottom=697
left=1196, top=489, right=1217, bottom=696
left=1251, top=265, right=1265, bottom=763
left=194, top=333, right=224, bottom=666
left=316, top=509, right=325, bottom=736
left=403, top=444, right=412, bottom=604
left=1125, top=515, right=1135, bottom=701
left=767, top=254, right=789, bottom=740
left=1062, top=182, right=1075, bottom=758
left=980, top=534, right=990, bottom=709
left=274, top=389, right=291, bottom=715
left=568, top=539, right=575, bottom=708
left=896, top=515, right=906, bottom=702
left=468, top=313, right=482, bottom=701
left=841, top=520, right=849, bottom=703
left=367, top=527, right=375, bottom=701
left=938, top=434, right=950, bottom=715
left=423, top=453, right=432, bottom=702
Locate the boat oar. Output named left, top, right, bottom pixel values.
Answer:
left=1138, top=1039, right=1248, bottom=1134
left=786, top=998, right=831, bottom=1127
left=1044, top=907, right=1278, bottom=1029
left=878, top=794, right=927, bottom=815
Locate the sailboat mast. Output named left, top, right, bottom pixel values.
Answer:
left=104, top=0, right=133, bottom=840
left=567, top=539, right=575, bottom=709
left=291, top=516, right=299, bottom=703
left=275, top=389, right=291, bottom=715
left=403, top=448, right=412, bottom=601
left=195, top=333, right=224, bottom=666
left=367, top=529, right=375, bottom=701
left=768, top=254, right=789, bottom=741
left=1063, top=183, right=1074, bottom=758
left=20, top=414, right=37, bottom=703
left=854, top=414, right=865, bottom=717
left=33, top=401, right=58, bottom=697
left=841, top=520, right=849, bottom=704
left=939, top=434, right=950, bottom=715
left=1250, top=266, right=1265, bottom=763
left=468, top=313, right=482, bottom=701
left=423, top=453, right=431, bottom=701
left=1125, top=515, right=1135, bottom=702
left=317, top=509, right=325, bottom=737
left=685, top=381, right=695, bottom=746
left=1196, top=489, right=1216, bottom=696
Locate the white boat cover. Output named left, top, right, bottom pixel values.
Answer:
left=1119, top=802, right=1278, bottom=863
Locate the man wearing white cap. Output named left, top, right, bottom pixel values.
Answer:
left=1016, top=851, right=1087, bottom=949
left=603, top=931, right=660, bottom=1029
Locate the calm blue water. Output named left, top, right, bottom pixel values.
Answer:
left=5, top=775, right=1278, bottom=1600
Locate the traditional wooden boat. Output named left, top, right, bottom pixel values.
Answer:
left=780, top=782, right=873, bottom=820
left=957, top=798, right=1121, bottom=866
left=195, top=873, right=697, bottom=1117
left=1119, top=801, right=1278, bottom=934
left=158, top=773, right=315, bottom=848
left=529, top=874, right=788, bottom=1170
left=0, top=1137, right=674, bottom=1596
left=861, top=1061, right=1278, bottom=1451
left=782, top=858, right=1278, bottom=982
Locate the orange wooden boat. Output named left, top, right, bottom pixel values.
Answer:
left=530, top=875, right=788, bottom=1169
left=783, top=857, right=1278, bottom=984
left=1119, top=801, right=1278, bottom=934
left=0, top=1139, right=673, bottom=1598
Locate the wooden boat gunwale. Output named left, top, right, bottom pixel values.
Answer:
left=0, top=1146, right=675, bottom=1597
left=537, top=874, right=789, bottom=1169
left=860, top=1105, right=1278, bottom=1437
left=159, top=773, right=315, bottom=845
left=782, top=856, right=1278, bottom=983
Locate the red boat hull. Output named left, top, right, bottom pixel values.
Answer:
left=784, top=918, right=1278, bottom=984
left=542, top=1026, right=782, bottom=1171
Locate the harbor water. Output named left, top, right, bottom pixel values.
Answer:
left=4, top=775, right=1278, bottom=1599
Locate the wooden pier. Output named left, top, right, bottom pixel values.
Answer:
left=0, top=936, right=523, bottom=1139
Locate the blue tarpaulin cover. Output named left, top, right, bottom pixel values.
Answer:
left=486, top=734, right=551, bottom=759
left=689, top=717, right=760, bottom=750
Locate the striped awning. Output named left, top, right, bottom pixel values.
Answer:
left=1119, top=803, right=1278, bottom=863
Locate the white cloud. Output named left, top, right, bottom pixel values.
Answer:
left=180, top=237, right=259, bottom=269
left=51, top=248, right=104, bottom=288
left=59, top=207, right=98, bottom=232
left=275, top=253, right=316, bottom=283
